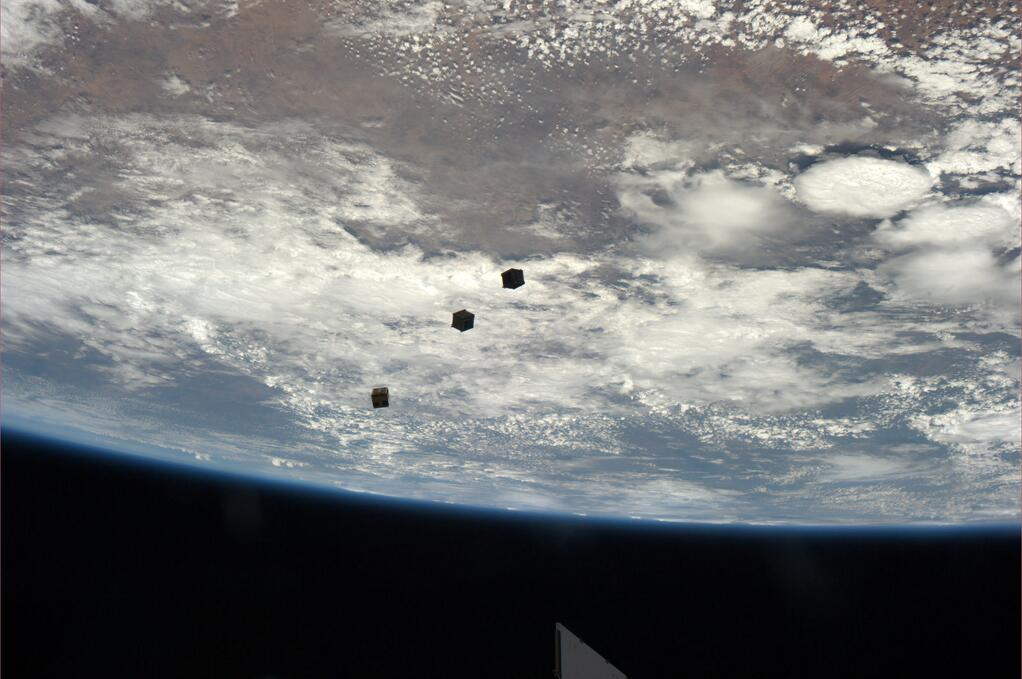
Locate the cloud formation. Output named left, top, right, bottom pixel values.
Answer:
left=879, top=248, right=1020, bottom=307
left=794, top=157, right=934, bottom=218
left=4, top=109, right=1019, bottom=522
left=619, top=169, right=799, bottom=255
left=873, top=201, right=1019, bottom=252
left=2, top=0, right=1019, bottom=523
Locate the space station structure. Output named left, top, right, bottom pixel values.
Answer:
left=554, top=623, right=626, bottom=679
left=501, top=268, right=525, bottom=289
left=451, top=309, right=475, bottom=332
left=371, top=387, right=389, bottom=409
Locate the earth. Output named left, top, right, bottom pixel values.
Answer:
left=2, top=0, right=1019, bottom=524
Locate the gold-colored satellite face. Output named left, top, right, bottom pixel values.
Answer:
left=2, top=0, right=1019, bottom=523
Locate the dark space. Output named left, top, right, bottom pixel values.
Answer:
left=3, top=428, right=1019, bottom=678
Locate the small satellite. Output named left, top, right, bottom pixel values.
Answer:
left=501, top=267, right=525, bottom=289
left=554, top=623, right=626, bottom=679
left=451, top=309, right=475, bottom=332
left=371, top=387, right=389, bottom=408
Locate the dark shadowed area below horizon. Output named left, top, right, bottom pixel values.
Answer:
left=3, top=429, right=1019, bottom=678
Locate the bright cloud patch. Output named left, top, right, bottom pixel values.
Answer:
left=160, top=73, right=191, bottom=96
left=0, top=0, right=172, bottom=69
left=819, top=454, right=910, bottom=483
left=620, top=132, right=695, bottom=170
left=912, top=407, right=1022, bottom=458
left=880, top=248, right=1021, bottom=307
left=926, top=118, right=1022, bottom=176
left=874, top=201, right=1019, bottom=251
left=1, top=0, right=79, bottom=66
left=794, top=157, right=933, bottom=218
left=619, top=169, right=797, bottom=253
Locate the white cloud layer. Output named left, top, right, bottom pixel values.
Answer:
left=4, top=0, right=1021, bottom=528
left=4, top=112, right=1019, bottom=523
left=819, top=454, right=911, bottom=483
left=793, top=157, right=934, bottom=218
left=879, top=248, right=1021, bottom=307
left=926, top=118, right=1022, bottom=177
left=619, top=169, right=798, bottom=254
left=0, top=0, right=173, bottom=68
left=914, top=407, right=1022, bottom=458
left=873, top=201, right=1019, bottom=252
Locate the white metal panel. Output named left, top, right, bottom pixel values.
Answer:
left=555, top=623, right=627, bottom=679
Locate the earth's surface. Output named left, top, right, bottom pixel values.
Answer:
left=2, top=0, right=1019, bottom=523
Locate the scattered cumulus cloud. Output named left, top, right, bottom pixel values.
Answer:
left=926, top=118, right=1022, bottom=176
left=161, top=73, right=191, bottom=96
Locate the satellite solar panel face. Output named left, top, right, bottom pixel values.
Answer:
left=554, top=623, right=627, bottom=679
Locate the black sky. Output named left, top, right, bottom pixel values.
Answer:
left=3, top=428, right=1018, bottom=678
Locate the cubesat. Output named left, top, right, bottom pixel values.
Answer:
left=372, top=268, right=525, bottom=408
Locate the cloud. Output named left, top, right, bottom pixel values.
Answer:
left=270, top=457, right=308, bottom=468
left=619, top=169, right=799, bottom=254
left=0, top=0, right=1018, bottom=526
left=926, top=118, right=1022, bottom=176
left=793, top=157, right=934, bottom=218
left=912, top=406, right=1022, bottom=458
left=819, top=454, right=911, bottom=483
left=4, top=112, right=1019, bottom=523
left=873, top=201, right=1019, bottom=252
left=326, top=0, right=444, bottom=38
left=0, top=0, right=171, bottom=69
left=160, top=73, right=191, bottom=96
left=620, top=132, right=696, bottom=170
left=1, top=0, right=83, bottom=67
left=879, top=248, right=1021, bottom=307
left=1, top=115, right=901, bottom=426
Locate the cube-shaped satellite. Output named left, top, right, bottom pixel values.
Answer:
left=451, top=309, right=475, bottom=332
left=501, top=268, right=525, bottom=289
left=371, top=387, right=389, bottom=408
